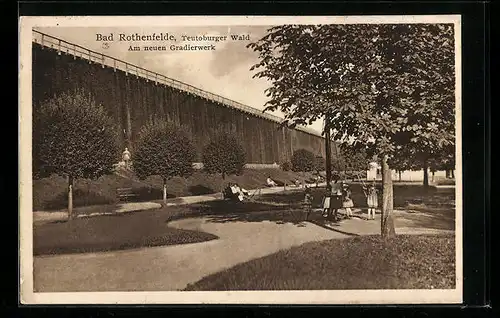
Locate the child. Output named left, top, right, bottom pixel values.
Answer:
left=342, top=184, right=354, bottom=218
left=303, top=186, right=314, bottom=221
left=364, top=182, right=378, bottom=220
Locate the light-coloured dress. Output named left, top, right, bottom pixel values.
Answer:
left=367, top=187, right=378, bottom=208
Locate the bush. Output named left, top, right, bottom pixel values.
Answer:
left=280, top=161, right=292, bottom=171
left=291, top=149, right=315, bottom=172
left=202, top=131, right=246, bottom=179
left=435, top=178, right=455, bottom=186
left=133, top=120, right=197, bottom=199
left=42, top=189, right=115, bottom=210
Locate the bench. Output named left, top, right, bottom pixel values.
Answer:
left=116, top=187, right=138, bottom=202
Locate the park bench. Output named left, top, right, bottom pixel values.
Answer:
left=116, top=187, right=138, bottom=202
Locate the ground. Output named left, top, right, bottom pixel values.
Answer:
left=32, top=183, right=456, bottom=292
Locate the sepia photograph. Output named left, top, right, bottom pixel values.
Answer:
left=19, top=15, right=462, bottom=304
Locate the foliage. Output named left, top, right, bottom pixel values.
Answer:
left=291, top=149, right=316, bottom=172
left=247, top=23, right=455, bottom=162
left=133, top=120, right=197, bottom=181
left=314, top=155, right=326, bottom=172
left=202, top=131, right=246, bottom=179
left=33, top=89, right=119, bottom=180
left=281, top=160, right=292, bottom=171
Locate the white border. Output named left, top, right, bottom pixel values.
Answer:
left=19, top=15, right=463, bottom=305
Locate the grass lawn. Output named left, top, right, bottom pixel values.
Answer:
left=184, top=234, right=455, bottom=291
left=33, top=207, right=217, bottom=256
left=34, top=183, right=455, bottom=256
left=33, top=168, right=317, bottom=211
left=257, top=183, right=455, bottom=213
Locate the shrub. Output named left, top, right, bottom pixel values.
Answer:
left=291, top=149, right=315, bottom=172
left=42, top=189, right=115, bottom=211
left=280, top=161, right=292, bottom=171
left=133, top=120, right=197, bottom=202
left=202, top=131, right=246, bottom=179
left=33, top=89, right=119, bottom=218
left=435, top=178, right=455, bottom=186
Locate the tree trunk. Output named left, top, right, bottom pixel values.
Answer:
left=423, top=159, right=429, bottom=188
left=162, top=178, right=167, bottom=203
left=451, top=170, right=455, bottom=179
left=67, top=175, right=74, bottom=220
left=432, top=171, right=435, bottom=183
left=381, top=155, right=396, bottom=238
left=222, top=172, right=226, bottom=180
left=398, top=170, right=402, bottom=182
left=324, top=119, right=332, bottom=193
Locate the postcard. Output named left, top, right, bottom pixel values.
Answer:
left=19, top=15, right=462, bottom=304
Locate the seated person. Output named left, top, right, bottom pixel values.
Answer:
left=233, top=183, right=248, bottom=201
left=266, top=176, right=278, bottom=187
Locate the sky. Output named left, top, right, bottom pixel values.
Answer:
left=34, top=25, right=324, bottom=134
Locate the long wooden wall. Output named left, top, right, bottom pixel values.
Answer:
left=32, top=43, right=327, bottom=163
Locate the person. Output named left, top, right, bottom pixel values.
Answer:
left=327, top=174, right=343, bottom=220
left=342, top=183, right=354, bottom=218
left=363, top=181, right=378, bottom=220
left=303, top=186, right=314, bottom=221
left=266, top=176, right=278, bottom=187
left=122, top=147, right=131, bottom=170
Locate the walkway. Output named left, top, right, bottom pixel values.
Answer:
left=34, top=217, right=344, bottom=292
left=317, top=210, right=455, bottom=236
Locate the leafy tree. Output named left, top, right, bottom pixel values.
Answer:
left=133, top=120, right=197, bottom=203
left=202, top=131, right=246, bottom=180
left=291, top=149, right=316, bottom=172
left=33, top=89, right=119, bottom=220
left=248, top=24, right=455, bottom=237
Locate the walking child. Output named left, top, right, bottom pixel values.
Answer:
left=363, top=181, right=378, bottom=220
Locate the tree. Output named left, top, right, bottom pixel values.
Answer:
left=248, top=24, right=455, bottom=237
left=33, top=89, right=119, bottom=220
left=291, top=149, right=316, bottom=172
left=202, top=131, right=246, bottom=180
left=133, top=120, right=197, bottom=203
